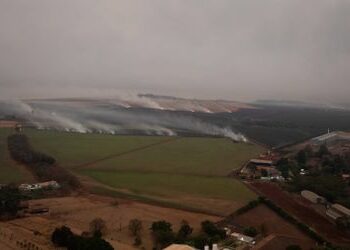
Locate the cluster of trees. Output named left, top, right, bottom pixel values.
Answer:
left=277, top=144, right=350, bottom=207
left=0, top=185, right=25, bottom=220
left=51, top=223, right=113, bottom=250
left=7, top=134, right=80, bottom=190
left=147, top=219, right=226, bottom=249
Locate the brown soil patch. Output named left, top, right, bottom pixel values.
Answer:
left=233, top=204, right=315, bottom=247
left=26, top=195, right=221, bottom=249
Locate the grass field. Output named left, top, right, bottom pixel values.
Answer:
left=18, top=128, right=263, bottom=215
left=26, top=129, right=170, bottom=166
left=0, top=128, right=33, bottom=183
left=26, top=129, right=263, bottom=176
left=80, top=170, right=255, bottom=201
left=86, top=137, right=263, bottom=176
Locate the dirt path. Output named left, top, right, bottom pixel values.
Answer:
left=70, top=137, right=180, bottom=169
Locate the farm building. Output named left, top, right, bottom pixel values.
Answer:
left=250, top=159, right=273, bottom=166
left=326, top=209, right=342, bottom=220
left=301, top=190, right=326, bottom=204
left=326, top=204, right=350, bottom=220
left=19, top=181, right=60, bottom=191
left=331, top=204, right=350, bottom=217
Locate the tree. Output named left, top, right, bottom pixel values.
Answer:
left=297, top=150, right=307, bottom=164
left=150, top=220, right=174, bottom=249
left=176, top=220, right=193, bottom=243
left=318, top=144, right=330, bottom=157
left=129, top=219, right=143, bottom=237
left=201, top=220, right=226, bottom=239
left=51, top=226, right=74, bottom=247
left=151, top=220, right=172, bottom=233
left=286, top=245, right=302, bottom=250
left=0, top=185, right=24, bottom=218
left=243, top=227, right=258, bottom=237
left=51, top=226, right=114, bottom=250
left=89, top=218, right=107, bottom=237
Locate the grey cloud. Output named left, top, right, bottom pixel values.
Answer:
left=0, top=0, right=349, bottom=103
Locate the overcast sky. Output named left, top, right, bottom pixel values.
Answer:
left=0, top=0, right=349, bottom=103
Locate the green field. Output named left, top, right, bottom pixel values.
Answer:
left=0, top=128, right=33, bottom=183
left=80, top=170, right=256, bottom=201
left=25, top=129, right=263, bottom=176
left=5, top=128, right=263, bottom=215
left=87, top=137, right=262, bottom=176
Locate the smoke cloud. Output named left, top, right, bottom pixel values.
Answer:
left=0, top=99, right=247, bottom=141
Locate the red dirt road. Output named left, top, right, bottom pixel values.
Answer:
left=249, top=182, right=350, bottom=246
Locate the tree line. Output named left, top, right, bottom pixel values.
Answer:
left=7, top=134, right=80, bottom=190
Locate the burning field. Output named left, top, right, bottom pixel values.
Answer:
left=0, top=97, right=248, bottom=141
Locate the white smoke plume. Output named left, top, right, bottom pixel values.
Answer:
left=0, top=99, right=247, bottom=142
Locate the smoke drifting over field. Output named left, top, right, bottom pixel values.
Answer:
left=0, top=98, right=247, bottom=142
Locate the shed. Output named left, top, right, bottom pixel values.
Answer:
left=301, top=190, right=326, bottom=204
left=331, top=204, right=350, bottom=217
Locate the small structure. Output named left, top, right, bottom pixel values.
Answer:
left=231, top=232, right=255, bottom=245
left=301, top=190, right=326, bottom=204
left=15, top=123, right=23, bottom=132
